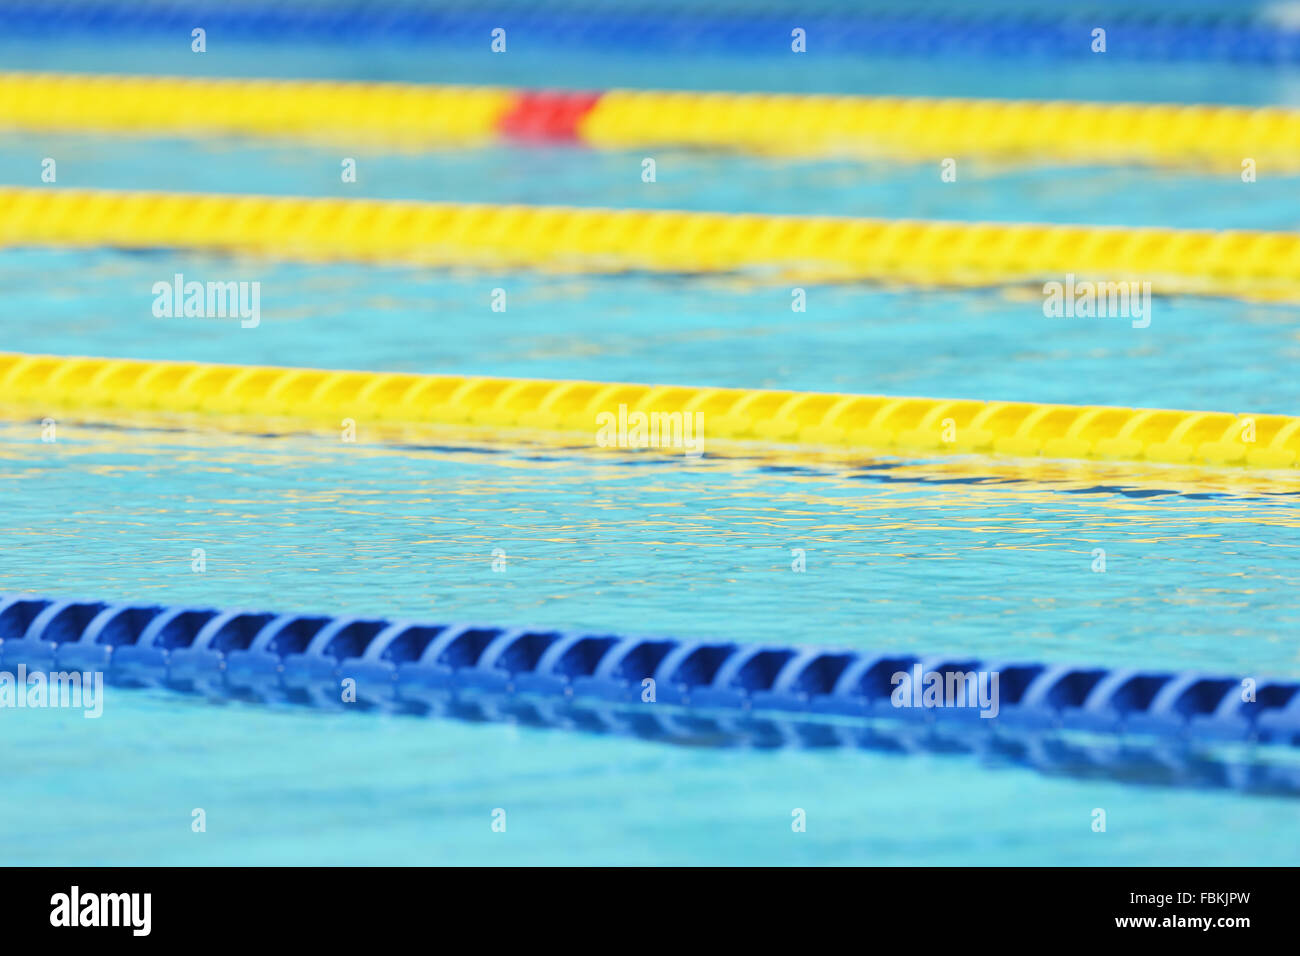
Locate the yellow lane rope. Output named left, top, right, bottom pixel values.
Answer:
left=3, top=188, right=1298, bottom=301
left=2, top=353, right=1295, bottom=470
left=0, top=72, right=513, bottom=146
left=1, top=72, right=1296, bottom=169
left=579, top=89, right=1300, bottom=169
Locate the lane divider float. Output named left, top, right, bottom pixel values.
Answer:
left=3, top=188, right=1299, bottom=302
left=2, top=72, right=1298, bottom=168
left=2, top=352, right=1296, bottom=470
left=2, top=592, right=1297, bottom=755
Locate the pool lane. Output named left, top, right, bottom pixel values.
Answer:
left=2, top=250, right=1297, bottom=415
left=3, top=425, right=1297, bottom=677
left=4, top=135, right=1300, bottom=228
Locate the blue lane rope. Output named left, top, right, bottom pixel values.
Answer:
left=1, top=2, right=1299, bottom=64
left=3, top=592, right=1298, bottom=750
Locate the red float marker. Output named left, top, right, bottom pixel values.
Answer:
left=498, top=90, right=603, bottom=143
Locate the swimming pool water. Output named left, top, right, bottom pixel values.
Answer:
left=2, top=420, right=1299, bottom=864
left=8, top=136, right=1300, bottom=230
left=7, top=688, right=1300, bottom=866
left=3, top=249, right=1298, bottom=414
left=8, top=686, right=1299, bottom=866
left=9, top=36, right=1300, bottom=104
left=3, top=36, right=1299, bottom=866
left=2, top=426, right=1298, bottom=673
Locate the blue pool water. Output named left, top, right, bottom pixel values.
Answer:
left=2, top=425, right=1299, bottom=673
left=8, top=136, right=1300, bottom=230
left=8, top=687, right=1299, bottom=866
left=8, top=36, right=1300, bottom=104
left=3, top=250, right=1298, bottom=414
left=6, top=689, right=1300, bottom=866
left=2, top=38, right=1300, bottom=865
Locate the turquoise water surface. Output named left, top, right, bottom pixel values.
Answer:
left=2, top=250, right=1298, bottom=413
left=2, top=41, right=1299, bottom=866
